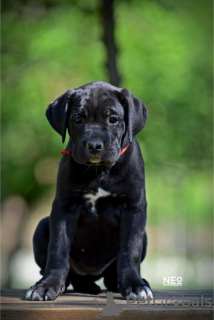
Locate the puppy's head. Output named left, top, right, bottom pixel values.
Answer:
left=46, top=81, right=147, bottom=166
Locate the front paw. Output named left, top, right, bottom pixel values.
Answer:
left=119, top=277, right=153, bottom=300
left=26, top=276, right=65, bottom=301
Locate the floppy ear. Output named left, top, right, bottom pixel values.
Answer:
left=46, top=89, right=74, bottom=143
left=119, top=88, right=148, bottom=145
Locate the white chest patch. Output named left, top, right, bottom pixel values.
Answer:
left=84, top=188, right=111, bottom=213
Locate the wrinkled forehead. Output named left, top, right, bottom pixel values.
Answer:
left=74, top=86, right=124, bottom=117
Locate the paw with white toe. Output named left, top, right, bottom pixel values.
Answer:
left=129, top=286, right=153, bottom=300
left=26, top=277, right=65, bottom=301
left=119, top=278, right=153, bottom=301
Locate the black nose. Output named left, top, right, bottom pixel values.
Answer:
left=86, top=140, right=104, bottom=152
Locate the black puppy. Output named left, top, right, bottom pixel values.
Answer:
left=26, top=81, right=153, bottom=301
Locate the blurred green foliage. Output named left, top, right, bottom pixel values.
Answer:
left=2, top=0, right=213, bottom=225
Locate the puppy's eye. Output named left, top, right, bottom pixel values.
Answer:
left=109, top=117, right=118, bottom=124
left=73, top=116, right=82, bottom=123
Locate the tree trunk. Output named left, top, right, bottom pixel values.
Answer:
left=100, top=0, right=121, bottom=87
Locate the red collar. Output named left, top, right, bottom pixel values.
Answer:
left=60, top=145, right=129, bottom=156
left=119, top=145, right=129, bottom=156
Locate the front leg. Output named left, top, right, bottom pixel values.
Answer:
left=26, top=201, right=80, bottom=301
left=118, top=205, right=153, bottom=300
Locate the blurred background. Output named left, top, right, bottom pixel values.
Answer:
left=1, top=0, right=213, bottom=290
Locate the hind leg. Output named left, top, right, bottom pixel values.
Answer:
left=103, top=259, right=118, bottom=292
left=33, top=216, right=50, bottom=275
left=68, top=272, right=102, bottom=294
left=141, top=230, right=151, bottom=289
left=141, top=230, right=147, bottom=262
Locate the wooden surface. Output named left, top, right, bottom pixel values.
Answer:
left=1, top=289, right=213, bottom=320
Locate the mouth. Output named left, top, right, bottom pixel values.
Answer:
left=89, top=157, right=102, bottom=164
left=85, top=157, right=110, bottom=167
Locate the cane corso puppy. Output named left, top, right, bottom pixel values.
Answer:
left=26, top=81, right=153, bottom=301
